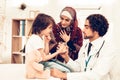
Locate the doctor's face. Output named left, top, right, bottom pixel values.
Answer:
left=82, top=20, right=95, bottom=40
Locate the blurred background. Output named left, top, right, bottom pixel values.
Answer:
left=0, top=0, right=120, bottom=63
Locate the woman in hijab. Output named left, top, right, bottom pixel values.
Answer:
left=50, top=6, right=83, bottom=62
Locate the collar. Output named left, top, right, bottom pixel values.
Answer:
left=91, top=37, right=105, bottom=49
left=88, top=37, right=105, bottom=56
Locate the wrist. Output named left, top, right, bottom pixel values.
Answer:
left=65, top=55, right=70, bottom=63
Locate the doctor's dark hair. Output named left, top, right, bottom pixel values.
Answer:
left=86, top=14, right=109, bottom=36
left=32, top=13, right=55, bottom=34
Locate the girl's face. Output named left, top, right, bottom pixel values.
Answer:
left=40, top=24, right=53, bottom=36
left=60, top=15, right=72, bottom=28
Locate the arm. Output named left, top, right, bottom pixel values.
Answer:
left=51, top=48, right=115, bottom=80
left=49, top=32, right=58, bottom=53
left=60, top=49, right=81, bottom=72
left=40, top=43, right=68, bottom=61
left=43, top=34, right=51, bottom=55
left=44, top=41, right=49, bottom=55
left=42, top=51, right=59, bottom=61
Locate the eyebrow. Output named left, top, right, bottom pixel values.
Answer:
left=84, top=24, right=90, bottom=27
left=60, top=16, right=71, bottom=21
left=84, top=25, right=89, bottom=27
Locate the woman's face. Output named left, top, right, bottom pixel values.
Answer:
left=60, top=15, right=72, bottom=28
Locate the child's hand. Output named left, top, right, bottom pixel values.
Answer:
left=42, top=34, right=51, bottom=43
left=57, top=42, right=69, bottom=61
left=56, top=42, right=68, bottom=54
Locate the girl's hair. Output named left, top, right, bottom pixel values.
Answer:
left=86, top=14, right=109, bottom=36
left=32, top=13, right=55, bottom=34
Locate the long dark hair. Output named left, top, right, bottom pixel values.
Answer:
left=32, top=13, right=55, bottom=34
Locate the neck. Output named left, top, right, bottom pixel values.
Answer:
left=89, top=34, right=100, bottom=42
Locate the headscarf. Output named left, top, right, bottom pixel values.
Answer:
left=59, top=6, right=78, bottom=40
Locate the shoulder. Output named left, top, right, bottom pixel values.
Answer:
left=53, top=24, right=61, bottom=33
left=28, top=34, right=42, bottom=42
left=26, top=34, right=43, bottom=46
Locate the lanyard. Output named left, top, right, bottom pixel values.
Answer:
left=84, top=40, right=105, bottom=71
left=84, top=56, right=91, bottom=71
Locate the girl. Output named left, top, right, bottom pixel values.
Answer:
left=26, top=13, right=71, bottom=79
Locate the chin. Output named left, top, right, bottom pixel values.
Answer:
left=84, top=36, right=88, bottom=39
left=62, top=26, right=67, bottom=28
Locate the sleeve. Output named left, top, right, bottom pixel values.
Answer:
left=30, top=35, right=44, bottom=49
left=66, top=58, right=81, bottom=72
left=67, top=72, right=100, bottom=80
left=66, top=44, right=85, bottom=72
left=67, top=40, right=76, bottom=50
left=26, top=35, right=44, bottom=53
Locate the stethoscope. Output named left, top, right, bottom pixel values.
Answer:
left=84, top=40, right=105, bottom=71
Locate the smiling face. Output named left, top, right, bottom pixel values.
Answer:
left=60, top=15, right=72, bottom=28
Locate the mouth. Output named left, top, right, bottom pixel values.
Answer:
left=62, top=25, right=67, bottom=27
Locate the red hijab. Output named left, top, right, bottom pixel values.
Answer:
left=53, top=6, right=79, bottom=41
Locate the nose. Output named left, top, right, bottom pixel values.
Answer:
left=50, top=28, right=52, bottom=33
left=61, top=20, right=66, bottom=25
left=82, top=27, right=85, bottom=32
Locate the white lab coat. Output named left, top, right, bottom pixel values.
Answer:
left=66, top=37, right=120, bottom=80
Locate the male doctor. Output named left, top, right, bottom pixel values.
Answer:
left=51, top=14, right=119, bottom=80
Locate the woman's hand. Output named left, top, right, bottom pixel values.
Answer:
left=60, top=30, right=70, bottom=43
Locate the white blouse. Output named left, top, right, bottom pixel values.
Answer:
left=25, top=34, right=44, bottom=53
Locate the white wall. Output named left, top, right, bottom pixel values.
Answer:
left=2, top=0, right=120, bottom=63
left=101, top=0, right=120, bottom=50
left=112, top=0, right=120, bottom=49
